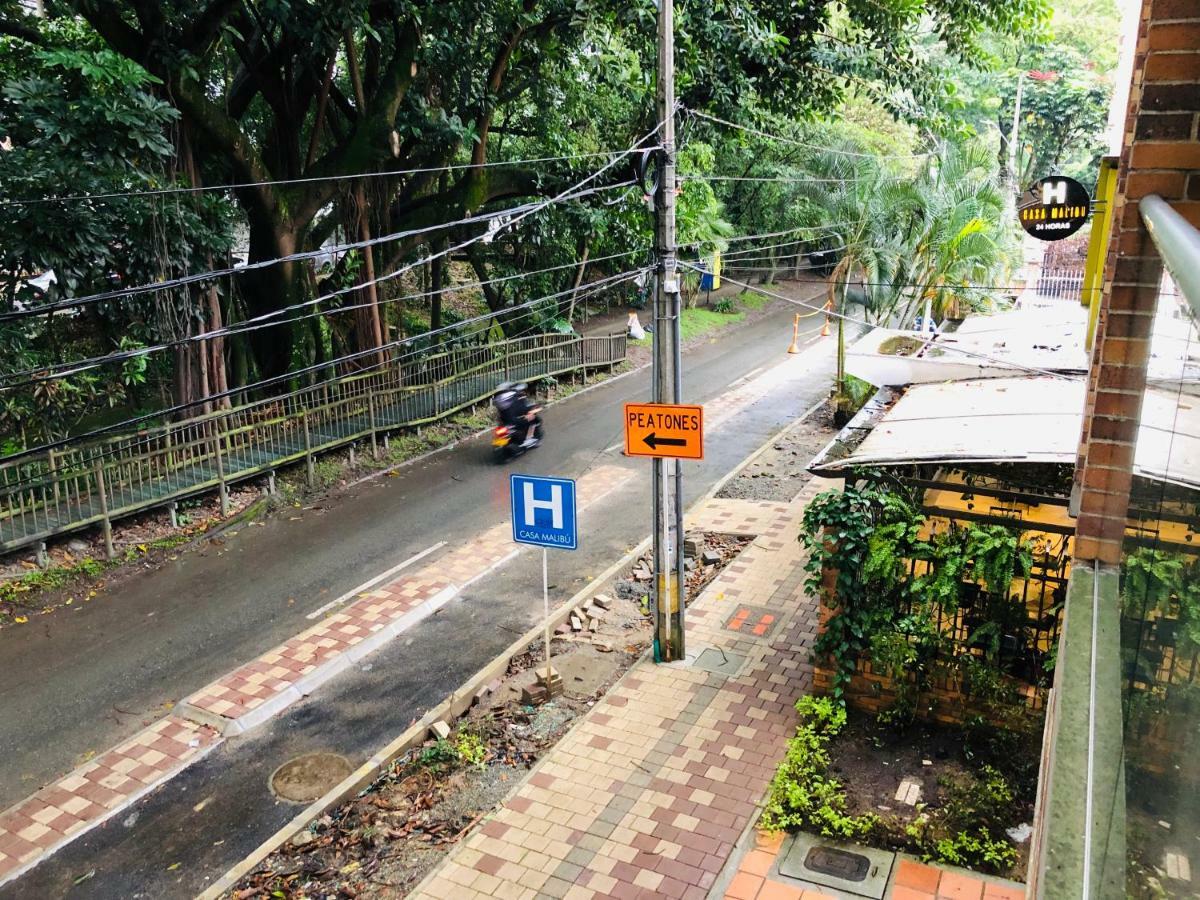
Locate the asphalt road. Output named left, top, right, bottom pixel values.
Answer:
left=2, top=298, right=837, bottom=898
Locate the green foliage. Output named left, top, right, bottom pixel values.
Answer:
left=801, top=478, right=927, bottom=700
left=900, top=765, right=1020, bottom=874
left=712, top=298, right=736, bottom=314
left=419, top=739, right=460, bottom=769
left=761, top=696, right=879, bottom=838
left=454, top=731, right=488, bottom=769
left=802, top=479, right=1036, bottom=714
left=1122, top=547, right=1200, bottom=654
left=930, top=829, right=1018, bottom=872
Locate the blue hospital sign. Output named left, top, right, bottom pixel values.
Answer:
left=510, top=474, right=578, bottom=550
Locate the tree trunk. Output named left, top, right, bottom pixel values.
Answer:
left=241, top=219, right=304, bottom=383
left=564, top=239, right=590, bottom=323
left=353, top=183, right=386, bottom=367
left=429, top=238, right=446, bottom=337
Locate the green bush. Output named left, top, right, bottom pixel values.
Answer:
left=761, top=696, right=878, bottom=838
left=931, top=829, right=1017, bottom=871
left=455, top=731, right=488, bottom=769
left=713, top=298, right=736, bottom=313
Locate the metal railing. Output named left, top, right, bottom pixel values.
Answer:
left=1141, top=193, right=1200, bottom=320
left=0, top=332, right=627, bottom=555
left=1036, top=265, right=1085, bottom=302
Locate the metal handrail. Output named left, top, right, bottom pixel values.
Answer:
left=1140, top=194, right=1200, bottom=320
left=0, top=332, right=627, bottom=554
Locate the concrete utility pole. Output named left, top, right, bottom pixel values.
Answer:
left=652, top=0, right=685, bottom=662
left=1006, top=70, right=1025, bottom=204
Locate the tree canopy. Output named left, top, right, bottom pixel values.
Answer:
left=0, top=0, right=1059, bottom=449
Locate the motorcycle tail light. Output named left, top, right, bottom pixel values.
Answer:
left=495, top=426, right=509, bottom=437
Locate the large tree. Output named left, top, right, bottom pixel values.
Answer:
left=0, top=0, right=1047, bottom=385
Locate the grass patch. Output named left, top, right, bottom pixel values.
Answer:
left=631, top=306, right=747, bottom=347
left=738, top=290, right=771, bottom=310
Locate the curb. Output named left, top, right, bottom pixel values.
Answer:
left=0, top=736, right=223, bottom=890
left=178, top=584, right=459, bottom=736
left=197, top=392, right=829, bottom=899
left=194, top=536, right=651, bottom=900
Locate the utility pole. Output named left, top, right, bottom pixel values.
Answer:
left=652, top=0, right=685, bottom=662
left=1006, top=70, right=1026, bottom=208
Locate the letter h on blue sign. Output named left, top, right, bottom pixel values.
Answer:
left=510, top=474, right=578, bottom=550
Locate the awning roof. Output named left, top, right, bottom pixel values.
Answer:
left=810, top=377, right=1200, bottom=492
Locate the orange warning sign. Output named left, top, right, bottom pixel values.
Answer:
left=623, top=402, right=704, bottom=460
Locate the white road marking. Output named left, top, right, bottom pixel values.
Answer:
left=306, top=541, right=447, bottom=619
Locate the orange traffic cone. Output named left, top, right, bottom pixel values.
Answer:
left=820, top=301, right=832, bottom=337
left=787, top=313, right=801, bottom=354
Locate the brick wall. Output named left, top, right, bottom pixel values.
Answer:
left=1074, top=0, right=1197, bottom=565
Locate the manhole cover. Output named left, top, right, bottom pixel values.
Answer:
left=270, top=753, right=354, bottom=803
left=806, top=845, right=870, bottom=882
left=692, top=647, right=747, bottom=677
left=778, top=832, right=895, bottom=898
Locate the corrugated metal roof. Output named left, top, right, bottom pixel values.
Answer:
left=810, top=377, right=1200, bottom=491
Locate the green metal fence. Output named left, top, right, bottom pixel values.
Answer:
left=0, top=332, right=627, bottom=556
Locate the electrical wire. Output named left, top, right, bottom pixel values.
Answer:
left=0, top=148, right=649, bottom=208
left=0, top=180, right=636, bottom=322
left=1, top=122, right=662, bottom=388
left=1, top=267, right=645, bottom=392
left=685, top=108, right=935, bottom=160
left=680, top=263, right=1084, bottom=381
left=720, top=223, right=856, bottom=245
left=0, top=248, right=650, bottom=386
left=0, top=270, right=645, bottom=466
left=682, top=174, right=857, bottom=184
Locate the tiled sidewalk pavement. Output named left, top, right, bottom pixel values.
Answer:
left=0, top=463, right=634, bottom=887
left=410, top=477, right=835, bottom=900
left=411, top=474, right=1029, bottom=900
left=0, top=716, right=219, bottom=883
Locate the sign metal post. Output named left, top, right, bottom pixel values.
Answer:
left=510, top=474, right=578, bottom=697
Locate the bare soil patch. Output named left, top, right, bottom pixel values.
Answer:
left=716, top=400, right=837, bottom=503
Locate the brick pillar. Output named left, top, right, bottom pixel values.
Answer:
left=1073, top=0, right=1198, bottom=565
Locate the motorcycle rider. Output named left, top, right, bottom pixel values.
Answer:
left=492, top=382, right=542, bottom=448
left=511, top=383, right=543, bottom=447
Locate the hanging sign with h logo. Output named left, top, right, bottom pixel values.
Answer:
left=510, top=474, right=578, bottom=550
left=1018, top=175, right=1090, bottom=242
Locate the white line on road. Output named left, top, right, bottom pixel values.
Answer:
left=306, top=541, right=447, bottom=619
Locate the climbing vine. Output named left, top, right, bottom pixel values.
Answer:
left=801, top=476, right=1035, bottom=705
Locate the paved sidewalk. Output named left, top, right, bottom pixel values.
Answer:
left=411, top=475, right=1028, bottom=900
left=411, top=478, right=828, bottom=900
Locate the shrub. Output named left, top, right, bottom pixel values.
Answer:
left=455, top=731, right=488, bottom=769
left=713, top=298, right=736, bottom=313
left=761, top=696, right=878, bottom=838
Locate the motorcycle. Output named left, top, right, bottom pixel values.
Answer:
left=492, top=408, right=544, bottom=463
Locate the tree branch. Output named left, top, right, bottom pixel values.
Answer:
left=0, top=15, right=47, bottom=46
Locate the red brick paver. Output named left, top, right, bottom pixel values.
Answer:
left=0, top=716, right=219, bottom=884
left=412, top=478, right=831, bottom=900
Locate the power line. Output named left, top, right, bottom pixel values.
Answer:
left=685, top=108, right=935, bottom=161
left=2, top=267, right=645, bottom=390
left=0, top=270, right=645, bottom=465
left=0, top=249, right=649, bottom=386
left=721, top=223, right=855, bottom=245
left=680, top=263, right=1082, bottom=381
left=0, top=148, right=650, bottom=208
left=719, top=234, right=846, bottom=259
left=682, top=174, right=857, bottom=184
left=0, top=180, right=635, bottom=322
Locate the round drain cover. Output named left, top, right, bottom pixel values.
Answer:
left=270, top=753, right=354, bottom=803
